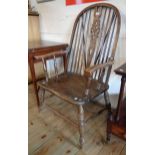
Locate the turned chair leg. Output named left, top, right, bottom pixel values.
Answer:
left=104, top=91, right=112, bottom=142
left=104, top=91, right=111, bottom=114
left=106, top=132, right=111, bottom=142
left=40, top=88, right=45, bottom=105
left=78, top=105, right=85, bottom=149
left=106, top=118, right=111, bottom=142
left=36, top=86, right=41, bottom=109
left=106, top=110, right=113, bottom=142
left=37, top=87, right=45, bottom=110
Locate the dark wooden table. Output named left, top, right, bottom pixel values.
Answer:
left=107, top=63, right=126, bottom=141
left=28, top=40, right=68, bottom=107
left=115, top=63, right=126, bottom=122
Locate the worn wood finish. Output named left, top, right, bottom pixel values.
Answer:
left=38, top=73, right=109, bottom=102
left=29, top=85, right=126, bottom=155
left=36, top=3, right=121, bottom=148
left=107, top=63, right=126, bottom=141
left=84, top=61, right=113, bottom=77
left=28, top=40, right=68, bottom=54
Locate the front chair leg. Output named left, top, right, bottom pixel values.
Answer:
left=78, top=105, right=85, bottom=149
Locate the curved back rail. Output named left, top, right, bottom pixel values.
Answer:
left=67, top=3, right=121, bottom=83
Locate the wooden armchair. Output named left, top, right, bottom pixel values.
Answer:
left=36, top=3, right=121, bottom=148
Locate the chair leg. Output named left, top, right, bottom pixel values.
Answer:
left=106, top=120, right=111, bottom=142
left=104, top=91, right=111, bottom=113
left=78, top=105, right=85, bottom=149
left=36, top=86, right=41, bottom=109
left=40, top=88, right=45, bottom=105
left=106, top=110, right=113, bottom=142
left=106, top=131, right=111, bottom=142
left=104, top=91, right=112, bottom=142
left=38, top=87, right=45, bottom=110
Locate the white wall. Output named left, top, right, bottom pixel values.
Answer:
left=30, top=1, right=125, bottom=41
left=29, top=0, right=126, bottom=107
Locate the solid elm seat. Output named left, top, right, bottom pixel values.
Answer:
left=38, top=73, right=109, bottom=103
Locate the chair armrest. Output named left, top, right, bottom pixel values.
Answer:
left=84, top=61, right=114, bottom=77
left=34, top=51, right=67, bottom=61
left=34, top=51, right=68, bottom=82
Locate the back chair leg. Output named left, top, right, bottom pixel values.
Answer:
left=104, top=91, right=112, bottom=142
left=104, top=91, right=111, bottom=113
left=39, top=88, right=45, bottom=110
left=36, top=86, right=41, bottom=109
left=106, top=130, right=111, bottom=142
left=106, top=111, right=113, bottom=142
left=37, top=87, right=45, bottom=111
left=40, top=88, right=45, bottom=106
left=78, top=105, right=85, bottom=149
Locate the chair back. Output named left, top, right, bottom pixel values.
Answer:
left=67, top=3, right=121, bottom=82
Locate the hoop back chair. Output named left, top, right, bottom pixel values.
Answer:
left=36, top=3, right=121, bottom=149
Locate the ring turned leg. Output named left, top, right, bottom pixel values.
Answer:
left=106, top=121, right=111, bottom=142
left=40, top=88, right=45, bottom=105
left=78, top=105, right=85, bottom=149
left=37, top=86, right=45, bottom=111
left=104, top=91, right=111, bottom=114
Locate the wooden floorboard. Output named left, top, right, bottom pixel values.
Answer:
left=29, top=84, right=126, bottom=155
left=120, top=145, right=126, bottom=155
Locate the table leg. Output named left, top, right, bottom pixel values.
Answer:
left=28, top=55, right=40, bottom=108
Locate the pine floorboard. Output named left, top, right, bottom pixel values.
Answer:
left=28, top=84, right=126, bottom=155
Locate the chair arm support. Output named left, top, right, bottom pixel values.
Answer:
left=34, top=51, right=68, bottom=81
left=84, top=61, right=114, bottom=77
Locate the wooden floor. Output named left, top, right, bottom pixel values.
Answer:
left=29, top=84, right=126, bottom=155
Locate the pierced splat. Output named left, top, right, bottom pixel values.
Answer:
left=87, top=8, right=101, bottom=67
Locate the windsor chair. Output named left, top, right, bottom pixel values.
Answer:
left=35, top=3, right=121, bottom=149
